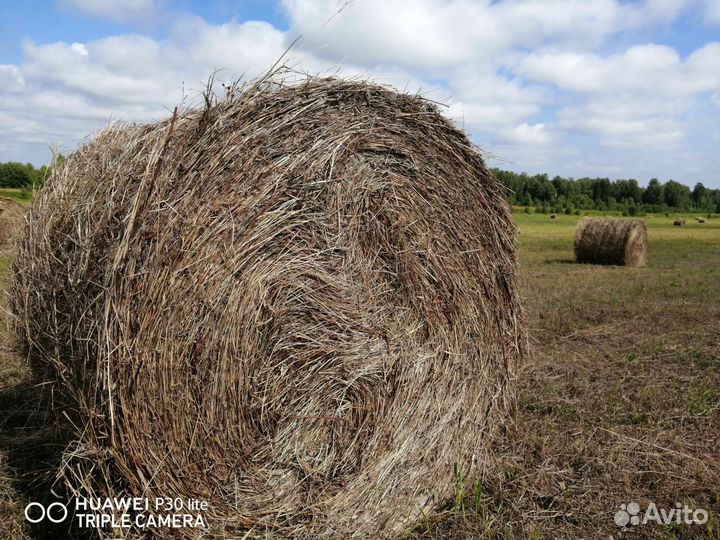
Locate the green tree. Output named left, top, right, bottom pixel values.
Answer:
left=692, top=182, right=709, bottom=209
left=490, top=168, right=714, bottom=212
left=0, top=162, right=34, bottom=188
left=664, top=180, right=691, bottom=209
left=642, top=178, right=664, bottom=205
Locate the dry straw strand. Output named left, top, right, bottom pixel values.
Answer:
left=12, top=75, right=525, bottom=539
left=574, top=217, right=648, bottom=267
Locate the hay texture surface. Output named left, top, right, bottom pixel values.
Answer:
left=13, top=77, right=524, bottom=538
left=575, top=218, right=648, bottom=267
left=0, top=197, right=25, bottom=252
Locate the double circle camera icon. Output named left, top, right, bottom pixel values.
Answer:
left=24, top=502, right=68, bottom=524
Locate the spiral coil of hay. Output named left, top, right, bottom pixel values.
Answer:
left=575, top=218, right=648, bottom=267
left=13, top=76, right=524, bottom=538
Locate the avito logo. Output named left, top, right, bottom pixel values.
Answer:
left=614, top=501, right=708, bottom=528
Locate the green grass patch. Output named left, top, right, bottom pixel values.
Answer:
left=0, top=255, right=11, bottom=275
left=0, top=188, right=33, bottom=206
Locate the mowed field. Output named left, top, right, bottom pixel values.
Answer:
left=0, top=213, right=718, bottom=539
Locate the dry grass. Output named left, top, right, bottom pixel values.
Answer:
left=11, top=76, right=524, bottom=539
left=0, top=252, right=59, bottom=540
left=575, top=218, right=648, bottom=267
left=0, top=198, right=26, bottom=253
left=411, top=213, right=720, bottom=539
left=0, top=214, right=718, bottom=539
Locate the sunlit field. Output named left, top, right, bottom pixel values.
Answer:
left=0, top=213, right=718, bottom=539
left=412, top=213, right=720, bottom=539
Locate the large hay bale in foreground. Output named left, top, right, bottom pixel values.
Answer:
left=575, top=218, right=648, bottom=267
left=13, top=77, right=524, bottom=538
left=0, top=197, right=25, bottom=252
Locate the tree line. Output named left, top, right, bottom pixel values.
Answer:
left=1, top=160, right=718, bottom=214
left=493, top=169, right=720, bottom=214
left=0, top=162, right=49, bottom=189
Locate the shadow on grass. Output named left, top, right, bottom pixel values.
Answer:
left=544, top=258, right=577, bottom=265
left=0, top=380, right=81, bottom=540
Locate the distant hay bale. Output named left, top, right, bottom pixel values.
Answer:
left=12, top=76, right=525, bottom=539
left=0, top=197, right=25, bottom=252
left=550, top=213, right=558, bottom=219
left=673, top=219, right=686, bottom=226
left=574, top=218, right=648, bottom=267
left=697, top=218, right=705, bottom=223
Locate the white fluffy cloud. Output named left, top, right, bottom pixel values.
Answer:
left=517, top=43, right=720, bottom=96
left=557, top=100, right=687, bottom=149
left=284, top=0, right=502, bottom=69
left=57, top=0, right=162, bottom=23
left=502, top=123, right=551, bottom=145
left=0, top=0, right=718, bottom=186
left=0, top=65, right=25, bottom=92
left=1, top=4, right=547, bottom=162
left=282, top=0, right=694, bottom=70
left=703, top=0, right=720, bottom=24
left=445, top=68, right=544, bottom=126
left=0, top=16, right=294, bottom=158
left=21, top=17, right=291, bottom=106
left=515, top=42, right=720, bottom=150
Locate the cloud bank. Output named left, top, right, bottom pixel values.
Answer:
left=0, top=0, right=718, bottom=186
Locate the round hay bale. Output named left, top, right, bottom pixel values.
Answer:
left=697, top=218, right=705, bottom=223
left=550, top=213, right=558, bottom=219
left=574, top=218, right=648, bottom=267
left=673, top=218, right=686, bottom=226
left=12, top=77, right=525, bottom=538
left=0, top=197, right=26, bottom=252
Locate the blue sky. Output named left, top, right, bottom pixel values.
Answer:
left=0, top=1, right=289, bottom=63
left=0, top=0, right=719, bottom=187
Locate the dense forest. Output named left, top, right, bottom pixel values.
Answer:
left=493, top=169, right=720, bottom=214
left=0, top=162, right=49, bottom=189
left=1, top=160, right=717, bottom=214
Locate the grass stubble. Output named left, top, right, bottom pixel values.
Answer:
left=0, top=196, right=718, bottom=538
